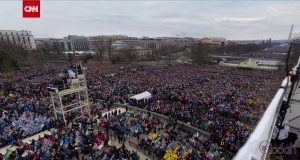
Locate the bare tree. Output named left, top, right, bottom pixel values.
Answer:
left=0, top=40, right=28, bottom=65
left=0, top=50, right=18, bottom=72
left=38, top=42, right=52, bottom=61
left=145, top=51, right=154, bottom=61
left=81, top=54, right=94, bottom=63
left=93, top=38, right=105, bottom=62
left=0, top=40, right=48, bottom=72
left=288, top=44, right=300, bottom=69
left=215, top=43, right=268, bottom=56
left=188, top=43, right=211, bottom=64
left=154, top=45, right=172, bottom=57
left=119, top=48, right=137, bottom=63
left=107, top=39, right=113, bottom=63
left=36, top=41, right=64, bottom=61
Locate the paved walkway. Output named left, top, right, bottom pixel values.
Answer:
left=109, top=138, right=152, bottom=160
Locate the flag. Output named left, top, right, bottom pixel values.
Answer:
left=4, top=149, right=12, bottom=160
left=163, top=149, right=178, bottom=160
left=75, top=139, right=79, bottom=146
left=64, top=135, right=69, bottom=143
left=42, top=151, right=46, bottom=160
left=221, top=138, right=224, bottom=146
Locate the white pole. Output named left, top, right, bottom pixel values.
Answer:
left=51, top=93, right=57, bottom=119
left=59, top=94, right=66, bottom=124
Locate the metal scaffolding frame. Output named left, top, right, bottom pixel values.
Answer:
left=48, top=65, right=91, bottom=124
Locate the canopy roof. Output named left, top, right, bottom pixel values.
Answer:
left=129, top=91, right=152, bottom=101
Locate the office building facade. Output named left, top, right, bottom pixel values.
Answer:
left=0, top=30, right=36, bottom=49
left=35, top=35, right=90, bottom=53
left=88, top=35, right=138, bottom=53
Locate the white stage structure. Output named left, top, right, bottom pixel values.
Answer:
left=48, top=64, right=91, bottom=124
left=129, top=91, right=152, bottom=105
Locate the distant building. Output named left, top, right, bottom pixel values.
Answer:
left=88, top=35, right=138, bottom=53
left=136, top=49, right=153, bottom=59
left=63, top=35, right=89, bottom=52
left=112, top=40, right=152, bottom=60
left=0, top=30, right=36, bottom=49
left=112, top=40, right=140, bottom=49
left=175, top=37, right=196, bottom=48
left=227, top=40, right=258, bottom=45
left=140, top=37, right=162, bottom=50
left=35, top=35, right=90, bottom=53
left=156, top=37, right=196, bottom=48
left=35, top=38, right=65, bottom=53
left=199, top=37, right=226, bottom=46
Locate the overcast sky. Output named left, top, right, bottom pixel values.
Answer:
left=0, top=1, right=299, bottom=40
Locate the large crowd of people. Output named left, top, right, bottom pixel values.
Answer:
left=0, top=64, right=282, bottom=159
left=0, top=67, right=57, bottom=148
left=86, top=65, right=282, bottom=158
left=107, top=110, right=230, bottom=159
left=1, top=116, right=140, bottom=160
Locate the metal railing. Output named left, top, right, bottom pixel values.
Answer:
left=108, top=128, right=159, bottom=160
left=114, top=103, right=210, bottom=137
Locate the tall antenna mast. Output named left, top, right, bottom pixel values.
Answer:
left=288, top=24, right=294, bottom=41
left=285, top=24, right=294, bottom=76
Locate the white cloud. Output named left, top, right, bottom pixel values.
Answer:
left=215, top=16, right=264, bottom=23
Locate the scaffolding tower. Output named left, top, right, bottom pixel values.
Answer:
left=48, top=64, right=91, bottom=124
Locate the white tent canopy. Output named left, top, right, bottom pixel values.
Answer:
left=129, top=91, right=152, bottom=101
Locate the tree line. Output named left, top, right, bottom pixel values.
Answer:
left=0, top=40, right=47, bottom=72
left=187, top=43, right=271, bottom=64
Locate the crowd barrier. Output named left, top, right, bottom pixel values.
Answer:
left=127, top=139, right=160, bottom=160
left=113, top=103, right=210, bottom=137
left=108, top=128, right=159, bottom=160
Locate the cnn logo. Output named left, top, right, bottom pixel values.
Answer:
left=23, top=0, right=40, bottom=18
left=24, top=6, right=39, bottom=13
